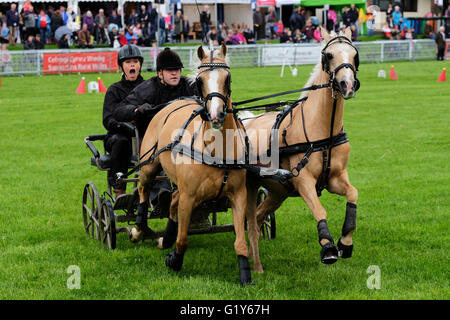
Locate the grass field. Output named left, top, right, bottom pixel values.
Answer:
left=0, top=59, right=449, bottom=300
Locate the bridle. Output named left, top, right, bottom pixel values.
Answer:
left=321, top=36, right=360, bottom=96
left=196, top=51, right=232, bottom=122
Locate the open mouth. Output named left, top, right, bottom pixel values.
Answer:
left=129, top=68, right=136, bottom=75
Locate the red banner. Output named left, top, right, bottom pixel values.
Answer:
left=257, top=0, right=276, bottom=6
left=43, top=51, right=119, bottom=74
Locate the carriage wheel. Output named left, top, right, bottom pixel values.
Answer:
left=82, top=182, right=102, bottom=240
left=99, top=199, right=116, bottom=250
left=257, top=188, right=276, bottom=239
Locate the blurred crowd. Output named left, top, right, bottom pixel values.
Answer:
left=0, top=1, right=449, bottom=52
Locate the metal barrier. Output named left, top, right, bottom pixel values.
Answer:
left=0, top=39, right=441, bottom=76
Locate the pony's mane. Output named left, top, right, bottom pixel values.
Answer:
left=300, top=30, right=350, bottom=99
left=188, top=46, right=230, bottom=84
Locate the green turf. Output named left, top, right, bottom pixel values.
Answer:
left=0, top=59, right=449, bottom=300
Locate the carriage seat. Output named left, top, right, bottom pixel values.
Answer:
left=90, top=154, right=139, bottom=171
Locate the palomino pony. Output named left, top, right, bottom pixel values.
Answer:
left=130, top=44, right=257, bottom=285
left=244, top=27, right=360, bottom=273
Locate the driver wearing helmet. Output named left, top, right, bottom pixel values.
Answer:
left=113, top=47, right=198, bottom=139
left=113, top=47, right=198, bottom=237
left=102, top=44, right=144, bottom=196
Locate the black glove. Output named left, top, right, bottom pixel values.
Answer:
left=115, top=122, right=136, bottom=136
left=135, top=103, right=155, bottom=118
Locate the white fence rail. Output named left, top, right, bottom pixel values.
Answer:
left=0, top=40, right=438, bottom=76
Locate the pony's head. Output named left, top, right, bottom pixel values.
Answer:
left=196, top=43, right=231, bottom=130
left=320, top=27, right=360, bottom=100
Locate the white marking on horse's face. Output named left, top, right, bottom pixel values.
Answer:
left=333, top=43, right=356, bottom=98
left=206, top=69, right=223, bottom=123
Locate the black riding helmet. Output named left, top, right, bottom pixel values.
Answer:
left=118, top=44, right=144, bottom=70
left=156, top=47, right=184, bottom=71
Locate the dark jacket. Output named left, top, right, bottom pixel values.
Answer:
left=435, top=31, right=446, bottom=49
left=113, top=76, right=198, bottom=138
left=103, top=74, right=144, bottom=135
left=200, top=11, right=210, bottom=25
left=6, top=9, right=19, bottom=27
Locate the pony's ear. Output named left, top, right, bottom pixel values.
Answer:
left=344, top=26, right=352, bottom=41
left=320, top=26, right=331, bottom=42
left=197, top=46, right=206, bottom=60
left=219, top=43, right=227, bottom=58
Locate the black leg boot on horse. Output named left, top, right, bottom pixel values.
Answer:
left=130, top=201, right=155, bottom=242
left=317, top=219, right=339, bottom=264
left=337, top=202, right=356, bottom=258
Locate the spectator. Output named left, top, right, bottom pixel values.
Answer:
left=218, top=26, right=227, bottom=45
left=349, top=4, right=359, bottom=30
left=109, top=9, right=122, bottom=30
left=60, top=6, right=69, bottom=26
left=138, top=5, right=149, bottom=38
left=78, top=23, right=93, bottom=48
left=301, top=18, right=314, bottom=43
left=435, top=26, right=446, bottom=60
left=158, top=12, right=166, bottom=46
left=236, top=26, right=247, bottom=44
left=83, top=11, right=95, bottom=35
left=23, top=34, right=34, bottom=49
left=280, top=27, right=292, bottom=43
left=366, top=5, right=375, bottom=36
left=275, top=20, right=284, bottom=38
left=431, top=0, right=443, bottom=17
left=127, top=9, right=138, bottom=27
left=148, top=3, right=158, bottom=40
left=200, top=5, right=211, bottom=42
left=327, top=9, right=337, bottom=32
left=292, top=28, right=304, bottom=43
left=173, top=10, right=183, bottom=43
left=313, top=26, right=322, bottom=42
left=446, top=21, right=450, bottom=39
left=58, top=33, right=69, bottom=48
left=445, top=5, right=450, bottom=17
left=125, top=25, right=138, bottom=44
left=392, top=5, right=402, bottom=28
left=109, top=26, right=120, bottom=48
left=253, top=6, right=263, bottom=41
left=33, top=33, right=44, bottom=49
left=94, top=9, right=107, bottom=44
left=23, top=5, right=37, bottom=40
left=51, top=10, right=64, bottom=43
left=382, top=23, right=394, bottom=40
left=266, top=5, right=278, bottom=39
left=351, top=25, right=358, bottom=41
left=342, top=7, right=351, bottom=28
left=183, top=16, right=190, bottom=43
left=204, top=25, right=218, bottom=46
left=225, top=29, right=239, bottom=45
left=243, top=24, right=255, bottom=44
left=119, top=28, right=128, bottom=46
left=386, top=3, right=394, bottom=27
left=6, top=3, right=19, bottom=45
left=0, top=21, right=9, bottom=45
left=37, top=9, right=50, bottom=45
left=289, top=7, right=305, bottom=33
left=423, top=21, right=435, bottom=39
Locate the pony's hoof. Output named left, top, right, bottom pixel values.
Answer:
left=129, top=227, right=143, bottom=243
left=166, top=251, right=184, bottom=272
left=238, top=255, right=252, bottom=286
left=320, top=242, right=339, bottom=265
left=337, top=238, right=353, bottom=258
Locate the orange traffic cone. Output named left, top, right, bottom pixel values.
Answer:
left=76, top=77, right=86, bottom=94
left=390, top=65, right=398, bottom=80
left=98, top=77, right=107, bottom=93
left=437, top=67, right=446, bottom=82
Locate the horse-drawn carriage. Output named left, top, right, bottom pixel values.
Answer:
left=82, top=122, right=276, bottom=250
left=81, top=29, right=360, bottom=284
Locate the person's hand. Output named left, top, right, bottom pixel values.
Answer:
left=134, top=103, right=154, bottom=117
